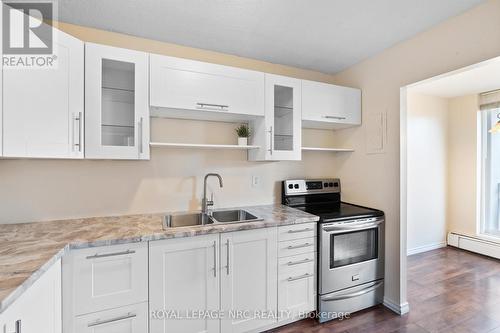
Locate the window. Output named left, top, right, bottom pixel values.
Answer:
left=480, top=108, right=500, bottom=237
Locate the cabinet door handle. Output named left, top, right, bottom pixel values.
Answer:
left=10, top=319, right=21, bottom=333
left=138, top=117, right=144, bottom=154
left=74, top=112, right=82, bottom=152
left=287, top=227, right=313, bottom=234
left=323, top=115, right=346, bottom=120
left=86, top=249, right=135, bottom=259
left=226, top=239, right=230, bottom=275
left=287, top=258, right=314, bottom=266
left=287, top=273, right=312, bottom=282
left=196, top=103, right=229, bottom=111
left=88, top=313, right=136, bottom=327
left=287, top=243, right=312, bottom=250
left=213, top=241, right=217, bottom=278
left=268, top=126, right=273, bottom=155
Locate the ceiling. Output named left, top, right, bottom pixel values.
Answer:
left=409, top=56, right=500, bottom=98
left=58, top=0, right=485, bottom=74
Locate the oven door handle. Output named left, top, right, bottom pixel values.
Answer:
left=322, top=219, right=383, bottom=232
left=322, top=281, right=384, bottom=302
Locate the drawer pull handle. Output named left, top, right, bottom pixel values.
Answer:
left=287, top=243, right=313, bottom=250
left=86, top=249, right=136, bottom=259
left=287, top=228, right=313, bottom=234
left=322, top=281, right=384, bottom=302
left=88, top=313, right=136, bottom=327
left=196, top=102, right=229, bottom=111
left=287, top=258, right=314, bottom=266
left=323, top=115, right=346, bottom=120
left=287, top=273, right=312, bottom=282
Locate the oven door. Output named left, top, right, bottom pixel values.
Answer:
left=319, top=217, right=384, bottom=295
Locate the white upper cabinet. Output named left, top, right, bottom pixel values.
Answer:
left=85, top=43, right=149, bottom=160
left=149, top=54, right=265, bottom=121
left=2, top=28, right=84, bottom=158
left=249, top=74, right=302, bottom=161
left=0, top=3, right=3, bottom=157
left=302, top=80, right=361, bottom=129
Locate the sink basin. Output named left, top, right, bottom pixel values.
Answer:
left=163, top=212, right=213, bottom=228
left=210, top=209, right=263, bottom=224
left=163, top=209, right=263, bottom=229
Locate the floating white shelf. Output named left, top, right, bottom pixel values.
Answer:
left=302, top=147, right=354, bottom=152
left=150, top=142, right=260, bottom=150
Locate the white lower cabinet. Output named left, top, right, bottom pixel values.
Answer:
left=220, top=228, right=278, bottom=333
left=277, top=223, right=317, bottom=323
left=0, top=260, right=62, bottom=333
left=149, top=227, right=278, bottom=333
left=63, top=242, right=149, bottom=331
left=278, top=254, right=316, bottom=321
left=149, top=234, right=220, bottom=333
left=74, top=302, right=148, bottom=333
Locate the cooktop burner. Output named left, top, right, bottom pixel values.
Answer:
left=282, top=179, right=383, bottom=223
left=296, top=202, right=384, bottom=222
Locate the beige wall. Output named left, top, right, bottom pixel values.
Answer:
left=330, top=0, right=500, bottom=308
left=447, top=95, right=479, bottom=236
left=407, top=93, right=449, bottom=253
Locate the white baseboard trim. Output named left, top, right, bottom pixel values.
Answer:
left=383, top=297, right=409, bottom=315
left=407, top=241, right=446, bottom=256
left=447, top=232, right=500, bottom=260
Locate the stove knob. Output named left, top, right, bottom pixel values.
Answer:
left=324, top=183, right=329, bottom=187
left=288, top=184, right=293, bottom=189
left=294, top=184, right=299, bottom=189
left=329, top=182, right=334, bottom=187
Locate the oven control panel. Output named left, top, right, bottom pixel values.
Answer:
left=283, top=179, right=341, bottom=195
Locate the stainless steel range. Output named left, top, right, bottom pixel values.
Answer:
left=282, top=179, right=385, bottom=323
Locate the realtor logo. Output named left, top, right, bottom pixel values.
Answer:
left=2, top=1, right=57, bottom=68
left=3, top=2, right=53, bottom=54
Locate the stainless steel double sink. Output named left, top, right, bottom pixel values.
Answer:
left=163, top=209, right=263, bottom=229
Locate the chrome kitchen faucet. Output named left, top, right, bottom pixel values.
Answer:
left=202, top=173, right=224, bottom=216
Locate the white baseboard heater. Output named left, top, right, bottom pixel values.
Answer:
left=447, top=232, right=500, bottom=260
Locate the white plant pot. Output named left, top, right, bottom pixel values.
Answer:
left=238, top=137, right=248, bottom=146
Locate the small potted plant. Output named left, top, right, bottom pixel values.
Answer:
left=235, top=124, right=251, bottom=146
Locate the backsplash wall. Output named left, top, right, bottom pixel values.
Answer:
left=0, top=118, right=340, bottom=224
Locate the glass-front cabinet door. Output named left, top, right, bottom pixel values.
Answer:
left=264, top=74, right=301, bottom=160
left=85, top=43, right=149, bottom=159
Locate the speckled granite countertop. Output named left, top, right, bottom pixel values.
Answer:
left=0, top=204, right=318, bottom=314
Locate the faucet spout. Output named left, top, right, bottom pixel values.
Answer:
left=202, top=173, right=224, bottom=216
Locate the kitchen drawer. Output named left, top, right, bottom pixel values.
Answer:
left=279, top=252, right=316, bottom=274
left=279, top=255, right=315, bottom=278
left=318, top=280, right=383, bottom=323
left=74, top=302, right=148, bottom=333
left=278, top=260, right=316, bottom=321
left=278, top=237, right=316, bottom=257
left=278, top=223, right=316, bottom=242
left=63, top=242, right=148, bottom=316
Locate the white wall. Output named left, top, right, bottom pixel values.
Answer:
left=406, top=93, right=449, bottom=254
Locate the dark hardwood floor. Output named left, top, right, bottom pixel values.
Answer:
left=268, top=247, right=500, bottom=333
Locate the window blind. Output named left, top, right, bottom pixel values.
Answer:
left=479, top=90, right=500, bottom=110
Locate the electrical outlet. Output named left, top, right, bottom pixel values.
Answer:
left=252, top=175, right=260, bottom=187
